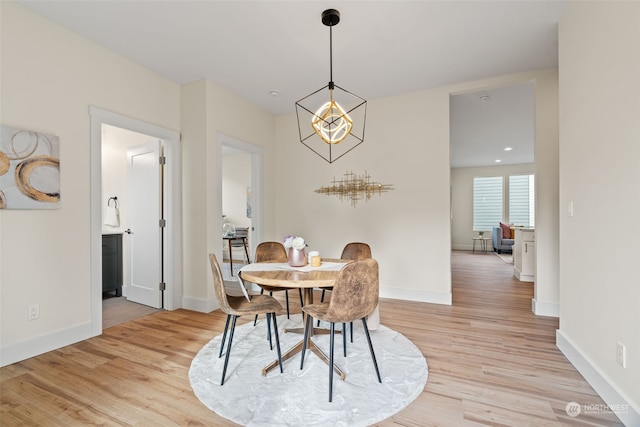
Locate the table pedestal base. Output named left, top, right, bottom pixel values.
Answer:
left=261, top=335, right=345, bottom=380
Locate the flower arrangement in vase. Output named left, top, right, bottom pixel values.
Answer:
left=283, top=235, right=307, bottom=267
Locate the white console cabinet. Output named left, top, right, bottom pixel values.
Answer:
left=513, top=228, right=535, bottom=282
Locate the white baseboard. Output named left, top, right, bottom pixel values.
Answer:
left=531, top=298, right=559, bottom=317
left=556, top=330, right=640, bottom=426
left=181, top=295, right=219, bottom=313
left=0, top=322, right=96, bottom=367
left=380, top=287, right=452, bottom=305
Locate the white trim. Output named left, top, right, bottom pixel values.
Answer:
left=89, top=106, right=182, bottom=335
left=531, top=298, right=559, bottom=317
left=0, top=323, right=92, bottom=367
left=556, top=330, right=640, bottom=426
left=380, top=287, right=452, bottom=305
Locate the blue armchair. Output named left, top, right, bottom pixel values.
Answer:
left=492, top=227, right=514, bottom=254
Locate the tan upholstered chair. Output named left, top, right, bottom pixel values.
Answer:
left=300, top=258, right=382, bottom=402
left=320, top=242, right=372, bottom=302
left=209, top=254, right=283, bottom=385
left=252, top=241, right=304, bottom=321
left=341, top=242, right=372, bottom=261
left=319, top=242, right=372, bottom=339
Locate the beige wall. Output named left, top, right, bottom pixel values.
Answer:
left=0, top=2, right=180, bottom=364
left=558, top=1, right=640, bottom=420
left=451, top=163, right=535, bottom=251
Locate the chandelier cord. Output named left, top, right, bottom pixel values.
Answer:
left=329, top=25, right=333, bottom=85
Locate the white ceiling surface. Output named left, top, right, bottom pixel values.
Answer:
left=450, top=83, right=534, bottom=168
left=17, top=1, right=562, bottom=166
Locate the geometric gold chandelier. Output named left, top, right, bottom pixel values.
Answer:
left=314, top=171, right=393, bottom=207
left=295, top=9, right=367, bottom=164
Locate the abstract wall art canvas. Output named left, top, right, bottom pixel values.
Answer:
left=0, top=126, right=60, bottom=209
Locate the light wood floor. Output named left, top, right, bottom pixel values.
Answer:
left=1, top=251, right=623, bottom=426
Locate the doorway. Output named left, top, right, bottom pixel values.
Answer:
left=217, top=132, right=264, bottom=276
left=90, top=107, right=181, bottom=335
left=449, top=82, right=535, bottom=302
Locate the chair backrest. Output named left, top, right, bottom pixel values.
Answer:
left=255, top=241, right=288, bottom=263
left=340, top=242, right=372, bottom=261
left=325, top=259, right=379, bottom=323
left=209, top=253, right=233, bottom=315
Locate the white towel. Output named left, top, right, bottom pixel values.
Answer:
left=104, top=205, right=120, bottom=227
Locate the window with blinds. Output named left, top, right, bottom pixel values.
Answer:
left=473, top=176, right=503, bottom=231
left=509, top=174, right=535, bottom=227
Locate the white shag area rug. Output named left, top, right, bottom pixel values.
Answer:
left=189, top=315, right=428, bottom=427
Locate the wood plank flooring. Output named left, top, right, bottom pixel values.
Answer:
left=1, top=251, right=623, bottom=426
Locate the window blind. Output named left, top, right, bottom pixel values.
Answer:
left=473, top=176, right=503, bottom=231
left=509, top=174, right=535, bottom=227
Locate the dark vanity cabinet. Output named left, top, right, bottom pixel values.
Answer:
left=102, top=233, right=123, bottom=297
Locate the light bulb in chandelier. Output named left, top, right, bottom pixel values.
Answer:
left=311, top=97, right=353, bottom=144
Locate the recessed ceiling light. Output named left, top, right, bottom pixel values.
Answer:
left=495, top=159, right=502, bottom=163
left=268, top=90, right=279, bottom=97
left=504, top=147, right=513, bottom=151
left=480, top=95, right=490, bottom=102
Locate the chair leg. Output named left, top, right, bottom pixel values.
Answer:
left=221, top=315, right=238, bottom=386
left=350, top=321, right=354, bottom=343
left=300, top=313, right=312, bottom=369
left=219, top=314, right=231, bottom=358
left=271, top=313, right=283, bottom=373
left=343, top=322, right=347, bottom=357
left=266, top=313, right=273, bottom=350
left=254, top=288, right=265, bottom=326
left=285, top=290, right=290, bottom=319
left=317, top=289, right=327, bottom=327
left=361, top=318, right=382, bottom=383
left=329, top=322, right=335, bottom=402
left=264, top=291, right=275, bottom=341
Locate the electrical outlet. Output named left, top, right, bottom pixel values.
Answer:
left=616, top=342, right=626, bottom=368
left=28, top=304, right=40, bottom=320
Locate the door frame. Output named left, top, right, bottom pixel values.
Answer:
left=217, top=132, right=264, bottom=259
left=89, top=106, right=182, bottom=334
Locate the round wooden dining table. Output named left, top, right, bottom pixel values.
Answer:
left=239, top=259, right=349, bottom=378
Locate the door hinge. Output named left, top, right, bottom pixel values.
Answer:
left=159, top=282, right=166, bottom=291
left=159, top=219, right=166, bottom=227
left=159, top=156, right=166, bottom=165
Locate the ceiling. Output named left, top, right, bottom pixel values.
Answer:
left=16, top=0, right=564, bottom=166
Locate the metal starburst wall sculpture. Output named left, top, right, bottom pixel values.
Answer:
left=314, top=171, right=393, bottom=207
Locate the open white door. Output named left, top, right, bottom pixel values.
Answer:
left=125, top=140, right=163, bottom=308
